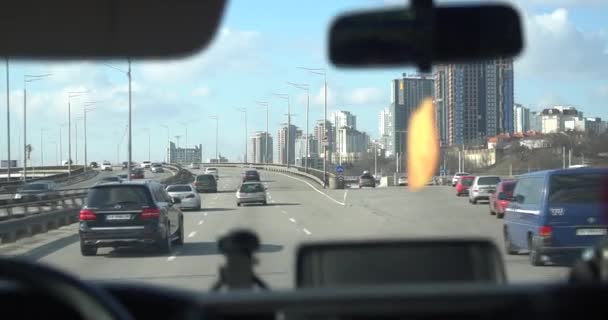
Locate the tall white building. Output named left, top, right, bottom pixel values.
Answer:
left=248, top=132, right=273, bottom=163
left=540, top=106, right=583, bottom=134
left=514, top=104, right=530, bottom=133
left=378, top=107, right=393, bottom=154
left=331, top=110, right=357, bottom=130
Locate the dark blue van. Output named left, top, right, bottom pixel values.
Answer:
left=503, top=168, right=608, bottom=266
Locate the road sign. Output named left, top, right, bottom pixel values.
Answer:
left=336, top=165, right=344, bottom=173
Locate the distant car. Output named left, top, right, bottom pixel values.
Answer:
left=193, top=174, right=217, bottom=193
left=151, top=163, right=164, bottom=173
left=397, top=175, right=408, bottom=186
left=79, top=181, right=184, bottom=256
left=452, top=172, right=471, bottom=186
left=130, top=168, right=145, bottom=179
left=455, top=176, right=475, bottom=196
left=205, top=167, right=219, bottom=180
left=89, top=161, right=98, bottom=168
left=468, top=176, right=501, bottom=204
left=96, top=176, right=121, bottom=185
left=242, top=170, right=260, bottom=182
left=100, top=161, right=112, bottom=171
left=141, top=160, right=152, bottom=169
left=166, top=184, right=201, bottom=211
left=13, top=181, right=59, bottom=200
left=189, top=163, right=200, bottom=169
left=358, top=171, right=376, bottom=188
left=236, top=182, right=267, bottom=206
left=489, top=180, right=516, bottom=218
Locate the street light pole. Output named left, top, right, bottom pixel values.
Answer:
left=287, top=82, right=310, bottom=172
left=235, top=108, right=247, bottom=163
left=23, top=74, right=51, bottom=181
left=143, top=128, right=151, bottom=162
left=273, top=93, right=291, bottom=168
left=5, top=58, right=10, bottom=181
left=299, top=67, right=327, bottom=187
left=160, top=125, right=169, bottom=162
left=40, top=128, right=47, bottom=168
left=209, top=116, right=219, bottom=162
left=74, top=117, right=83, bottom=165
left=67, top=90, right=88, bottom=176
left=83, top=102, right=97, bottom=171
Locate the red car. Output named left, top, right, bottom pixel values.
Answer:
left=455, top=176, right=475, bottom=196
left=488, top=180, right=516, bottom=218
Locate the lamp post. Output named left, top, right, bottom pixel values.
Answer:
left=299, top=67, right=327, bottom=187
left=160, top=124, right=169, bottom=162
left=67, top=90, right=88, bottom=176
left=143, top=128, right=151, bottom=162
left=40, top=128, right=48, bottom=168
left=209, top=116, right=219, bottom=162
left=288, top=82, right=310, bottom=172
left=83, top=102, right=97, bottom=171
left=104, top=59, right=132, bottom=181
left=74, top=117, right=83, bottom=165
left=254, top=101, right=270, bottom=164
left=58, top=123, right=66, bottom=167
left=235, top=107, right=248, bottom=163
left=23, top=73, right=51, bottom=181
left=272, top=93, right=291, bottom=168
left=5, top=58, right=10, bottom=181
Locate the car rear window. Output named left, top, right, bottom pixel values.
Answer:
left=240, top=184, right=264, bottom=193
left=461, top=178, right=474, bottom=186
left=549, top=173, right=608, bottom=204
left=477, top=177, right=500, bottom=186
left=502, top=182, right=516, bottom=193
left=196, top=175, right=215, bottom=182
left=87, top=186, right=152, bottom=208
left=246, top=171, right=258, bottom=175
left=167, top=185, right=192, bottom=192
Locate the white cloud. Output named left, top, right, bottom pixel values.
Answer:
left=312, top=85, right=337, bottom=107
left=191, top=86, right=211, bottom=97
left=515, top=8, right=608, bottom=79
left=345, top=87, right=384, bottom=105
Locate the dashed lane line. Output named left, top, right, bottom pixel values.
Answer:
left=188, top=231, right=197, bottom=238
left=198, top=220, right=204, bottom=225
left=289, top=218, right=296, bottom=223
left=302, top=228, right=312, bottom=235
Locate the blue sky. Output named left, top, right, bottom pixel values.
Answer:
left=1, top=0, right=607, bottom=164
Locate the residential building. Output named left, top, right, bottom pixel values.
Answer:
left=295, top=135, right=319, bottom=167
left=564, top=117, right=586, bottom=132
left=586, top=117, right=607, bottom=135
left=514, top=104, right=530, bottom=133
left=441, top=59, right=514, bottom=146
left=248, top=131, right=273, bottom=164
left=434, top=66, right=449, bottom=146
left=378, top=107, right=393, bottom=154
left=539, top=106, right=584, bottom=134
left=331, top=110, right=356, bottom=130
left=390, top=73, right=434, bottom=158
left=314, top=120, right=335, bottom=161
left=276, top=124, right=298, bottom=165
left=167, top=142, right=202, bottom=164
left=530, top=111, right=542, bottom=132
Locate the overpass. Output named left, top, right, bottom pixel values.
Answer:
left=0, top=165, right=569, bottom=290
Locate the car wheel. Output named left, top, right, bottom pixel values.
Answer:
left=528, top=235, right=543, bottom=266
left=175, top=217, right=184, bottom=246
left=157, top=225, right=172, bottom=254
left=80, top=241, right=97, bottom=256
left=503, top=228, right=518, bottom=255
left=497, top=212, right=504, bottom=219
left=472, top=198, right=477, bottom=204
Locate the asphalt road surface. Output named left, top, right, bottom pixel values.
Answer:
left=25, top=167, right=569, bottom=291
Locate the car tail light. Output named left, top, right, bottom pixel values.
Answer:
left=539, top=226, right=553, bottom=237
left=79, top=209, right=96, bottom=221
left=140, top=208, right=161, bottom=219
left=186, top=194, right=195, bottom=198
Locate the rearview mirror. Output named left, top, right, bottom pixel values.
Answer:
left=329, top=2, right=523, bottom=70
left=0, top=0, right=226, bottom=58
left=297, top=239, right=506, bottom=287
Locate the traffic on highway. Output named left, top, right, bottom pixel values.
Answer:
left=1, top=0, right=608, bottom=319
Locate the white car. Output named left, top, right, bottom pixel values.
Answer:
left=190, top=163, right=201, bottom=169
left=100, top=161, right=112, bottom=171
left=205, top=167, right=219, bottom=179
left=451, top=172, right=470, bottom=186
left=166, top=184, right=201, bottom=211
left=151, top=163, right=164, bottom=173
left=141, top=160, right=151, bottom=169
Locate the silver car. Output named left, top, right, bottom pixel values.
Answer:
left=151, top=163, right=164, bottom=173
left=166, top=184, right=201, bottom=210
left=236, top=182, right=267, bottom=206
left=468, top=176, right=501, bottom=204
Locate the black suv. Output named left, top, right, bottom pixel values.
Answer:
left=193, top=174, right=218, bottom=193
left=79, top=181, right=184, bottom=256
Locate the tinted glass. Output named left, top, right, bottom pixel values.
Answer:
left=502, top=182, right=516, bottom=193
left=197, top=175, right=216, bottom=182
left=87, top=186, right=152, bottom=207
left=246, top=170, right=258, bottom=175
left=240, top=184, right=264, bottom=193
left=167, top=185, right=193, bottom=192
left=461, top=178, right=474, bottom=186
left=548, top=173, right=608, bottom=204
left=477, top=177, right=501, bottom=186
left=514, top=177, right=544, bottom=205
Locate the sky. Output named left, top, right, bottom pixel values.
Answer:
left=1, top=0, right=607, bottom=164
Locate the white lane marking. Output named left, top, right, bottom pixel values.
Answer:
left=289, top=218, right=296, bottom=223
left=271, top=172, right=345, bottom=206
left=343, top=190, right=348, bottom=204
left=204, top=212, right=208, bottom=216
left=188, top=231, right=197, bottom=238
left=167, top=256, right=176, bottom=261
left=302, top=228, right=312, bottom=235
left=198, top=220, right=204, bottom=225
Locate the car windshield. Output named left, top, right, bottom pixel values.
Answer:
left=87, top=186, right=152, bottom=208
left=167, top=185, right=192, bottom=192
left=477, top=177, right=501, bottom=186
left=19, top=184, right=48, bottom=191
left=240, top=183, right=264, bottom=193
left=4, top=0, right=608, bottom=292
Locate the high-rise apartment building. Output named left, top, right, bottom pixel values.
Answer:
left=514, top=103, right=530, bottom=133
left=248, top=131, right=273, bottom=164
left=331, top=110, right=357, bottom=130
left=314, top=120, right=335, bottom=161
left=276, top=124, right=297, bottom=165
left=378, top=107, right=393, bottom=154
left=167, top=142, right=203, bottom=164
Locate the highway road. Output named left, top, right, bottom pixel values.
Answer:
left=22, top=167, right=570, bottom=292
